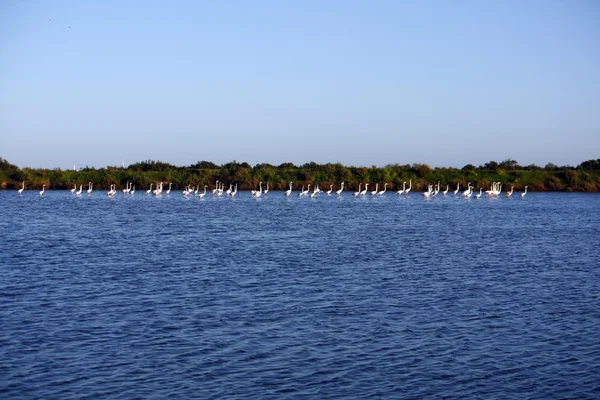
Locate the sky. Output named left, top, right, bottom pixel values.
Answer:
left=1, top=0, right=599, bottom=169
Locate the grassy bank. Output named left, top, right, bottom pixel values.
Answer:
left=2, top=158, right=599, bottom=192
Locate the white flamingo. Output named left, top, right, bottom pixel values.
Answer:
left=463, top=185, right=473, bottom=199
left=360, top=184, right=369, bottom=196
left=71, top=184, right=77, bottom=194
left=405, top=179, right=412, bottom=195
left=18, top=181, right=25, bottom=195
left=285, top=182, right=293, bottom=197
left=443, top=184, right=449, bottom=196
left=154, top=182, right=164, bottom=196
left=378, top=183, right=387, bottom=196
left=336, top=182, right=344, bottom=196
left=230, top=183, right=238, bottom=197
left=521, top=186, right=529, bottom=198
left=462, top=182, right=472, bottom=197
left=423, top=184, right=433, bottom=198
left=197, top=185, right=207, bottom=198
left=506, top=186, right=514, bottom=197
left=253, top=182, right=263, bottom=198
left=397, top=182, right=405, bottom=195
left=354, top=183, right=362, bottom=197
left=327, top=185, right=333, bottom=195
left=303, top=185, right=311, bottom=197
left=130, top=185, right=135, bottom=195
left=298, top=185, right=305, bottom=197
left=39, top=185, right=45, bottom=196
left=87, top=182, right=93, bottom=195
left=76, top=184, right=83, bottom=196
left=370, top=183, right=378, bottom=196
left=453, top=183, right=460, bottom=196
left=166, top=182, right=173, bottom=195
left=146, top=183, right=153, bottom=195
left=263, top=182, right=269, bottom=196
left=475, top=188, right=483, bottom=199
left=212, top=181, right=219, bottom=194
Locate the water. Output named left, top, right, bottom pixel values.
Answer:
left=1, top=191, right=600, bottom=399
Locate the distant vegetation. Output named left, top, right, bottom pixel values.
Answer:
left=1, top=157, right=600, bottom=192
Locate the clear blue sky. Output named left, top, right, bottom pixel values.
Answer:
left=1, top=0, right=599, bottom=169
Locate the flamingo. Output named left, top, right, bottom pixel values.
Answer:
left=397, top=182, right=405, bottom=195
left=506, top=186, right=514, bottom=197
left=76, top=184, right=83, bottom=196
left=423, top=184, right=433, bottom=198
left=197, top=185, right=207, bottom=198
left=354, top=183, right=362, bottom=197
left=521, top=186, right=529, bottom=198
left=463, top=185, right=473, bottom=199
left=475, top=188, right=483, bottom=199
left=87, top=182, right=93, bottom=195
left=327, top=185, right=333, bottom=195
left=405, top=180, right=412, bottom=195
left=154, top=182, right=164, bottom=196
left=462, top=182, right=472, bottom=197
left=370, top=183, right=378, bottom=196
left=253, top=182, right=263, bottom=198
left=166, top=182, right=173, bottom=195
left=212, top=181, right=219, bottom=194
left=122, top=182, right=130, bottom=194
left=263, top=182, right=269, bottom=196
left=18, top=181, right=25, bottom=195
left=303, top=185, right=311, bottom=197
left=298, top=185, right=305, bottom=197
left=285, top=182, right=293, bottom=197
left=336, top=182, right=344, bottom=196
left=360, top=184, right=369, bottom=196
left=39, top=185, right=45, bottom=196
left=378, top=183, right=387, bottom=196
left=71, top=184, right=77, bottom=194
left=131, top=185, right=135, bottom=195
left=230, top=183, right=238, bottom=197
left=453, top=183, right=460, bottom=196
left=146, top=184, right=153, bottom=195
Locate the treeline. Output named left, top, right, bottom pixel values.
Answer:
left=1, top=157, right=600, bottom=192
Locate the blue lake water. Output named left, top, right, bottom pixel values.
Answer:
left=1, top=190, right=600, bottom=399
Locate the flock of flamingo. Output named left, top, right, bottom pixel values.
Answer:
left=17, top=180, right=530, bottom=199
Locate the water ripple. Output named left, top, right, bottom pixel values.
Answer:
left=1, top=192, right=600, bottom=398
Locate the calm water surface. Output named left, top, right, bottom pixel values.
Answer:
left=1, top=191, right=600, bottom=399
